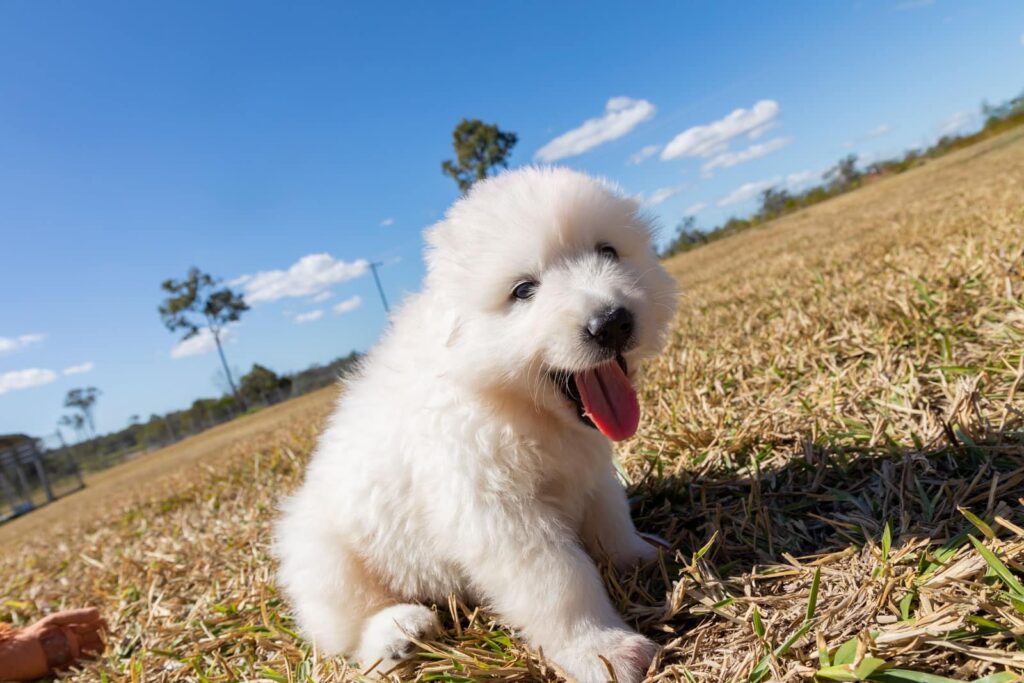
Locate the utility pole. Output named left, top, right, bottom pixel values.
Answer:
left=369, top=261, right=390, bottom=313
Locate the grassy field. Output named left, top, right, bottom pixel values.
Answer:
left=0, top=387, right=338, bottom=547
left=2, top=128, right=1023, bottom=682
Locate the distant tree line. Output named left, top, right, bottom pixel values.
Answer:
left=51, top=352, right=362, bottom=474
left=660, top=88, right=1024, bottom=258
left=41, top=266, right=364, bottom=474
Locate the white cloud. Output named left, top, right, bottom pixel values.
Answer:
left=63, top=361, right=95, bottom=376
left=294, top=310, right=324, bottom=324
left=380, top=217, right=395, bottom=227
left=627, top=144, right=661, bottom=166
left=0, top=333, right=46, bottom=354
left=661, top=100, right=781, bottom=161
left=684, top=201, right=707, bottom=216
left=701, top=137, right=791, bottom=175
left=535, top=97, right=656, bottom=162
left=643, top=184, right=688, bottom=207
left=170, top=327, right=235, bottom=360
left=0, top=368, right=58, bottom=395
left=937, top=111, right=977, bottom=138
left=333, top=295, right=363, bottom=315
left=310, top=290, right=334, bottom=303
left=234, top=254, right=368, bottom=304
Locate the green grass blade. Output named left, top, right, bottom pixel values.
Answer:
left=881, top=522, right=892, bottom=563
left=870, top=670, right=977, bottom=682
left=807, top=567, right=822, bottom=622
left=815, top=657, right=885, bottom=681
left=833, top=636, right=859, bottom=665
left=969, top=535, right=1024, bottom=597
left=970, top=674, right=1019, bottom=683
left=959, top=507, right=995, bottom=539
left=752, top=606, right=766, bottom=639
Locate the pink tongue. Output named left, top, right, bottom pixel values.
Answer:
left=575, top=361, right=640, bottom=441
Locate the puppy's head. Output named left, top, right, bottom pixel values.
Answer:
left=425, top=167, right=678, bottom=440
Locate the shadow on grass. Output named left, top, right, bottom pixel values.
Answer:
left=610, top=427, right=1024, bottom=674
left=633, top=429, right=1023, bottom=574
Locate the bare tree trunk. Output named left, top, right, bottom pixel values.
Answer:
left=212, top=328, right=246, bottom=409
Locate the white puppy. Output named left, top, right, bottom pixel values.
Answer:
left=275, top=167, right=678, bottom=683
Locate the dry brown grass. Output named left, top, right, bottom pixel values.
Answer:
left=2, top=128, right=1023, bottom=683
left=0, top=387, right=339, bottom=547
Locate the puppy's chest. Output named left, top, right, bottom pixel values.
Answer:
left=535, top=443, right=605, bottom=525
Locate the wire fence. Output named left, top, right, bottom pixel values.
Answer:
left=0, top=436, right=85, bottom=522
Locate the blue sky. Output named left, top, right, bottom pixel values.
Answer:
left=2, top=1, right=1023, bottom=438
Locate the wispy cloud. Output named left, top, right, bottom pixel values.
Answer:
left=785, top=170, right=821, bottom=191
left=333, top=295, right=363, bottom=315
left=717, top=179, right=778, bottom=208
left=895, top=0, right=934, bottom=10
left=379, top=217, right=395, bottom=227
left=937, top=110, right=977, bottom=138
left=627, top=144, right=661, bottom=166
left=642, top=184, right=688, bottom=207
left=662, top=100, right=781, bottom=161
left=863, top=123, right=892, bottom=139
left=845, top=124, right=893, bottom=148
left=535, top=97, right=656, bottom=162
left=294, top=310, right=324, bottom=324
left=701, top=137, right=791, bottom=175
left=63, top=361, right=95, bottom=376
left=0, top=368, right=58, bottom=395
left=717, top=171, right=822, bottom=208
left=0, top=333, right=46, bottom=354
left=170, top=327, right=236, bottom=360
left=684, top=201, right=707, bottom=216
left=310, top=290, right=333, bottom=303
left=233, top=254, right=368, bottom=304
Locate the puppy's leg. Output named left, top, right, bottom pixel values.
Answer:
left=581, top=465, right=657, bottom=570
left=465, top=506, right=656, bottom=683
left=275, top=509, right=389, bottom=656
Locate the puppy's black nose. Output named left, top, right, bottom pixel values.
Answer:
left=586, top=306, right=634, bottom=351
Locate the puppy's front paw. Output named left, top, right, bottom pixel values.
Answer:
left=609, top=533, right=659, bottom=570
left=355, top=603, right=440, bottom=672
left=551, top=629, right=657, bottom=683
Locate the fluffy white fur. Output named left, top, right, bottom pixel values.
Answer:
left=275, top=167, right=678, bottom=682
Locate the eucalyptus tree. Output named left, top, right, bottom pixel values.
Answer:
left=442, top=119, right=518, bottom=193
left=159, top=267, right=249, bottom=403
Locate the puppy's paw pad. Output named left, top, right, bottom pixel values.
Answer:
left=356, top=604, right=440, bottom=670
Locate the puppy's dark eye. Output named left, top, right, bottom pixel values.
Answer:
left=597, top=243, right=618, bottom=260
left=511, top=280, right=537, bottom=301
